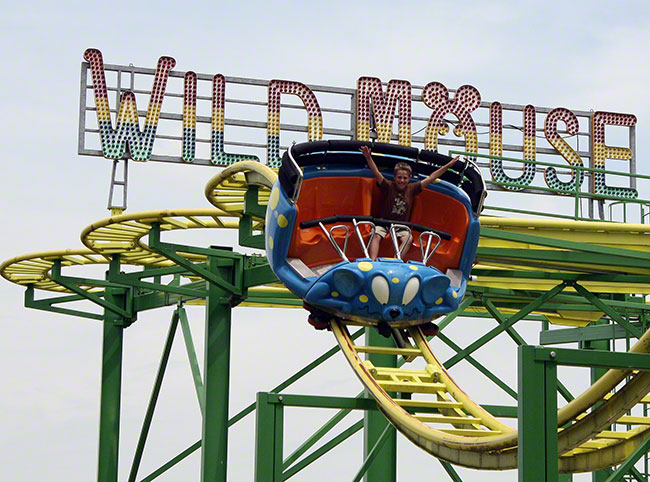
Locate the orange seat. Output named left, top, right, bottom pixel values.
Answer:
left=287, top=176, right=469, bottom=272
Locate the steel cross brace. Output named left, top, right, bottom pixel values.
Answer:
left=570, top=282, right=643, bottom=339
left=444, top=282, right=568, bottom=368
left=24, top=285, right=104, bottom=320
left=148, top=223, right=244, bottom=296
left=481, top=296, right=574, bottom=402
left=108, top=264, right=207, bottom=299
left=49, top=257, right=135, bottom=324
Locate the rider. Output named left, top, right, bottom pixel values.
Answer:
left=359, top=145, right=459, bottom=261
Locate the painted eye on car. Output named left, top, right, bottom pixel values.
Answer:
left=371, top=275, right=390, bottom=305
left=402, top=277, right=420, bottom=305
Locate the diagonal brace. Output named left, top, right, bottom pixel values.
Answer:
left=148, top=223, right=242, bottom=296
left=482, top=297, right=574, bottom=402
left=128, top=310, right=180, bottom=482
left=571, top=282, right=642, bottom=339
left=444, top=282, right=567, bottom=369
left=50, top=259, right=133, bottom=320
left=24, top=285, right=104, bottom=320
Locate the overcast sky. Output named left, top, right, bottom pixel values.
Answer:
left=2, top=2, right=650, bottom=481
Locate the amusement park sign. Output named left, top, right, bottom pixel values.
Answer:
left=80, top=49, right=637, bottom=200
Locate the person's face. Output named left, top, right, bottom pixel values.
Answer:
left=394, top=169, right=411, bottom=191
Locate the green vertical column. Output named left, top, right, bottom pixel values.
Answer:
left=583, top=319, right=611, bottom=482
left=98, top=257, right=125, bottom=482
left=254, top=392, right=284, bottom=482
left=363, top=328, right=397, bottom=482
left=201, top=253, right=233, bottom=482
left=519, top=346, right=558, bottom=482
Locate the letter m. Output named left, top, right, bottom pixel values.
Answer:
left=356, top=77, right=411, bottom=146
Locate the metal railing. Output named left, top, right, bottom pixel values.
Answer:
left=450, top=150, right=650, bottom=223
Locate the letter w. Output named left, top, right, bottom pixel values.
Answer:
left=84, top=48, right=175, bottom=161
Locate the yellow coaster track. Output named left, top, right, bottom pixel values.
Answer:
left=332, top=319, right=650, bottom=472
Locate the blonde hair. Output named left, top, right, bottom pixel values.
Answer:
left=394, top=162, right=412, bottom=176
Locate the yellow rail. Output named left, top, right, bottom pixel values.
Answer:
left=331, top=319, right=650, bottom=472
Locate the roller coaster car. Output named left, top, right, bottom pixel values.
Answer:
left=265, top=140, right=486, bottom=329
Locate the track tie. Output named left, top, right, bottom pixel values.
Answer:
left=438, top=428, right=501, bottom=437
left=394, top=399, right=464, bottom=410
left=414, top=414, right=483, bottom=425
left=575, top=440, right=614, bottom=450
left=352, top=345, right=422, bottom=357
left=615, top=415, right=650, bottom=425
left=376, top=379, right=446, bottom=394
left=596, top=430, right=637, bottom=440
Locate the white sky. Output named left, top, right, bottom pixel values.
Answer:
left=2, top=1, right=650, bottom=481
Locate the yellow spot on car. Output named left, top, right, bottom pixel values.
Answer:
left=409, top=265, right=418, bottom=271
left=268, top=236, right=274, bottom=249
left=277, top=214, right=288, bottom=228
left=359, top=295, right=368, bottom=303
left=436, top=298, right=443, bottom=305
left=452, top=291, right=458, bottom=299
left=358, top=262, right=373, bottom=272
left=332, top=291, right=339, bottom=297
left=269, top=187, right=279, bottom=209
left=392, top=277, right=399, bottom=284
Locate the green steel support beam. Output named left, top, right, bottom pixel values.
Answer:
left=139, top=442, right=201, bottom=482
left=571, top=283, right=643, bottom=339
left=437, top=332, right=518, bottom=400
left=267, top=393, right=376, bottom=410
left=481, top=404, right=518, bottom=418
left=482, top=297, right=574, bottom=402
left=201, top=253, right=234, bottom=482
left=97, top=257, right=126, bottom=482
left=148, top=224, right=242, bottom=296
left=540, top=322, right=645, bottom=345
left=51, top=259, right=134, bottom=322
left=243, top=256, right=277, bottom=288
left=476, top=248, right=650, bottom=270
left=239, top=186, right=267, bottom=249
left=626, top=466, right=647, bottom=482
left=24, top=285, right=104, bottom=320
left=480, top=227, right=650, bottom=263
left=141, top=330, right=365, bottom=481
left=282, top=406, right=358, bottom=471
left=439, top=460, right=463, bottom=482
left=128, top=310, right=180, bottom=482
left=518, top=345, right=558, bottom=482
left=438, top=295, right=475, bottom=331
left=445, top=282, right=567, bottom=369
left=258, top=394, right=378, bottom=480
left=134, top=280, right=206, bottom=312
left=482, top=297, right=529, bottom=346
left=584, top=320, right=611, bottom=482
left=363, top=327, right=397, bottom=482
left=255, top=392, right=284, bottom=482
left=178, top=306, right=205, bottom=415
left=472, top=267, right=650, bottom=285
left=109, top=272, right=206, bottom=298
left=282, top=421, right=364, bottom=480
left=518, top=347, right=650, bottom=482
left=352, top=423, right=395, bottom=482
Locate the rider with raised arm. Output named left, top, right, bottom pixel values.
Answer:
left=360, top=145, right=459, bottom=261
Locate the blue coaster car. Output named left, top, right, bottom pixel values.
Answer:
left=265, top=140, right=485, bottom=329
